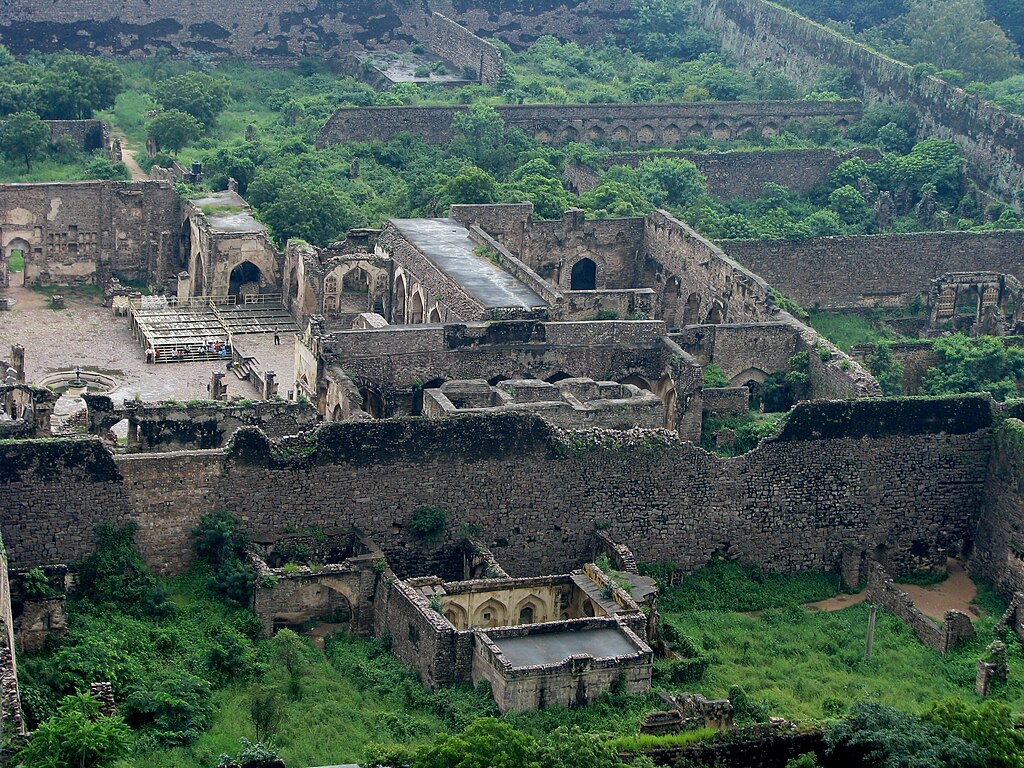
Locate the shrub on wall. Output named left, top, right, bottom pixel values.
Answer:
left=408, top=506, right=449, bottom=541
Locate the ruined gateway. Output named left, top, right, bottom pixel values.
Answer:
left=3, top=0, right=1024, bottom=765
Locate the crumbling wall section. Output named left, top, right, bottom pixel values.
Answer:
left=971, top=419, right=1024, bottom=598
left=423, top=13, right=505, bottom=85
left=44, top=119, right=110, bottom=151
left=0, top=536, right=24, bottom=737
left=865, top=563, right=975, bottom=654
left=0, top=398, right=993, bottom=583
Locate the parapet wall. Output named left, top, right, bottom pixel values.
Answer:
left=0, top=537, right=23, bottom=738
left=693, top=0, right=1024, bottom=202
left=316, top=101, right=862, bottom=148
left=0, top=398, right=993, bottom=583
left=0, top=0, right=631, bottom=58
left=424, top=13, right=505, bottom=86
left=971, top=419, right=1024, bottom=598
left=721, top=230, right=1024, bottom=310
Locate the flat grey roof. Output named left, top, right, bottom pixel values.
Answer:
left=192, top=191, right=265, bottom=235
left=391, top=218, right=547, bottom=310
left=492, top=627, right=639, bottom=667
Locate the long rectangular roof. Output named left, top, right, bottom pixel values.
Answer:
left=492, top=626, right=640, bottom=667
left=391, top=218, right=547, bottom=310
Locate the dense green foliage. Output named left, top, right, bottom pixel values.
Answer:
left=192, top=511, right=254, bottom=605
left=824, top=701, right=987, bottom=768
left=15, top=691, right=132, bottom=768
left=0, top=111, right=49, bottom=170
left=921, top=334, right=1024, bottom=400
left=646, top=559, right=843, bottom=613
left=0, top=47, right=123, bottom=119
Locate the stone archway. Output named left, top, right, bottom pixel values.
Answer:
left=570, top=258, right=597, bottom=290
left=4, top=237, right=31, bottom=287
left=662, top=276, right=683, bottom=328
left=229, top=260, right=262, bottom=301
left=393, top=273, right=408, bottom=324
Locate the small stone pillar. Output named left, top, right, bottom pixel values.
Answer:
left=977, top=660, right=996, bottom=696
left=210, top=371, right=227, bottom=400
left=263, top=371, right=277, bottom=399
left=177, top=271, right=191, bottom=301
left=89, top=682, right=117, bottom=717
left=11, top=345, right=25, bottom=383
left=227, top=177, right=238, bottom=193
left=50, top=294, right=64, bottom=309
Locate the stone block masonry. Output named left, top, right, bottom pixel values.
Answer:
left=424, top=13, right=505, bottom=86
left=865, top=563, right=975, bottom=654
left=565, top=148, right=882, bottom=201
left=0, top=0, right=631, bottom=59
left=0, top=396, right=993, bottom=585
left=316, top=101, right=862, bottom=148
left=693, top=0, right=1024, bottom=203
left=0, top=180, right=181, bottom=288
left=721, top=230, right=1024, bottom=310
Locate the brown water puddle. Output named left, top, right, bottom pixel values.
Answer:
left=805, top=559, right=983, bottom=621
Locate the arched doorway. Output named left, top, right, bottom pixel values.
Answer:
left=5, top=237, right=31, bottom=287
left=706, top=299, right=726, bottom=324
left=621, top=374, right=653, bottom=392
left=341, top=267, right=371, bottom=313
left=428, top=306, right=441, bottom=323
left=359, top=387, right=385, bottom=418
left=409, top=291, right=425, bottom=324
left=662, top=277, right=682, bottom=328
left=393, top=274, right=407, bottom=324
left=570, top=258, right=597, bottom=290
left=229, top=261, right=262, bottom=301
left=545, top=371, right=572, bottom=384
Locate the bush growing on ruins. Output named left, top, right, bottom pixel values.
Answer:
left=193, top=510, right=255, bottom=605
left=76, top=522, right=172, bottom=617
left=147, top=109, right=203, bottom=155
left=438, top=165, right=501, bottom=209
left=14, top=690, right=132, bottom=768
left=924, top=697, right=1024, bottom=768
left=0, top=110, right=49, bottom=171
left=921, top=334, right=1024, bottom=400
left=121, top=669, right=213, bottom=746
left=408, top=506, right=448, bottom=541
left=869, top=343, right=905, bottom=396
left=21, top=566, right=56, bottom=599
left=702, top=364, right=730, bottom=388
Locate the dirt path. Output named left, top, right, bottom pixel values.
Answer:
left=805, top=558, right=981, bottom=621
left=111, top=129, right=148, bottom=181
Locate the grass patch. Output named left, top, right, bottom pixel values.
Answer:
left=8, top=250, right=24, bottom=273
left=30, top=283, right=105, bottom=302
left=645, top=559, right=844, bottom=613
left=603, top=727, right=717, bottom=753
left=663, top=598, right=1024, bottom=721
left=809, top=311, right=889, bottom=351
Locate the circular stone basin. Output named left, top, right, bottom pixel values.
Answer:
left=38, top=370, right=119, bottom=396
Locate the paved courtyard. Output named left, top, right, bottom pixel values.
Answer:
left=1, top=284, right=297, bottom=409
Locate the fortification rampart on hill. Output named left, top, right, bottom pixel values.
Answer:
left=692, top=0, right=1024, bottom=203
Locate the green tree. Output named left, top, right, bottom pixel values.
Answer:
left=636, top=157, right=708, bottom=208
left=921, top=334, right=1024, bottom=400
left=828, top=185, right=874, bottom=232
left=448, top=104, right=514, bottom=176
left=15, top=691, right=132, bottom=768
left=76, top=522, right=169, bottom=616
left=35, top=54, right=123, bottom=119
left=438, top=165, right=501, bottom=209
left=0, top=110, right=49, bottom=171
left=579, top=181, right=655, bottom=218
left=152, top=71, right=230, bottom=128
left=925, top=697, right=1024, bottom=768
left=146, top=110, right=203, bottom=155
left=904, top=0, right=1022, bottom=81
left=824, top=701, right=987, bottom=768
left=260, top=181, right=365, bottom=247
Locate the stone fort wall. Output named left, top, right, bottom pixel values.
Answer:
left=315, top=101, right=862, bottom=148
left=0, top=397, right=993, bottom=583
left=692, top=0, right=1024, bottom=203
left=721, top=230, right=1024, bottom=310
left=0, top=0, right=630, bottom=59
left=564, top=148, right=882, bottom=201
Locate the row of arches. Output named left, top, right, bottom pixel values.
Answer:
left=442, top=593, right=593, bottom=631
left=393, top=272, right=444, bottom=325
left=530, top=118, right=846, bottom=146
left=660, top=278, right=729, bottom=329
left=323, top=265, right=387, bottom=317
